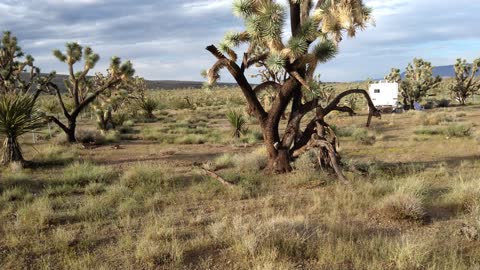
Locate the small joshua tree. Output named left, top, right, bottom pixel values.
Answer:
left=47, top=43, right=134, bottom=142
left=129, top=77, right=160, bottom=119
left=0, top=93, right=44, bottom=165
left=92, top=73, right=134, bottom=131
left=449, top=58, right=480, bottom=105
left=206, top=0, right=380, bottom=178
left=0, top=31, right=55, bottom=101
left=386, top=58, right=441, bottom=109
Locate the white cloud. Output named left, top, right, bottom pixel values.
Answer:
left=182, top=0, right=231, bottom=15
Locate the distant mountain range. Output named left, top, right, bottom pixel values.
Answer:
left=29, top=64, right=479, bottom=91
left=43, top=74, right=237, bottom=91
left=394, top=64, right=479, bottom=80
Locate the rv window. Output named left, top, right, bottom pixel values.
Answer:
left=374, top=89, right=380, bottom=93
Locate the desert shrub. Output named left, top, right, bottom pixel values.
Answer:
left=213, top=153, right=235, bottom=170
left=111, top=112, right=130, bottom=127
left=436, top=99, right=450, bottom=107
left=293, top=150, right=317, bottom=172
left=444, top=124, right=471, bottom=137
left=332, top=125, right=355, bottom=137
left=240, top=130, right=263, bottom=144
left=352, top=128, right=376, bottom=145
left=123, top=119, right=135, bottom=127
left=174, top=134, right=207, bottom=144
left=103, top=130, right=121, bottom=143
left=75, top=129, right=106, bottom=145
left=414, top=127, right=442, bottom=135
left=168, top=97, right=195, bottom=110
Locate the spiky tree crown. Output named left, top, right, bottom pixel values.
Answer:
left=385, top=68, right=401, bottom=83
left=0, top=31, right=55, bottom=95
left=208, top=0, right=373, bottom=86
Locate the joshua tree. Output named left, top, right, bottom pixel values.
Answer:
left=206, top=0, right=380, bottom=178
left=92, top=73, right=136, bottom=131
left=0, top=93, right=44, bottom=165
left=47, top=43, right=134, bottom=142
left=449, top=58, right=480, bottom=105
left=129, top=77, right=160, bottom=119
left=386, top=59, right=441, bottom=109
left=0, top=31, right=55, bottom=102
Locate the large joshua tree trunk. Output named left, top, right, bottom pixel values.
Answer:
left=1, top=137, right=24, bottom=165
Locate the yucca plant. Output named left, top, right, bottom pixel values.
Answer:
left=139, top=97, right=160, bottom=119
left=0, top=93, right=44, bottom=165
left=226, top=110, right=247, bottom=138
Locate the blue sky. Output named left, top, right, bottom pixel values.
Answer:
left=1, top=0, right=479, bottom=82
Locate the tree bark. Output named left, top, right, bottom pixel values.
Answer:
left=266, top=147, right=292, bottom=174
left=66, top=119, right=77, bottom=143
left=1, top=137, right=24, bottom=165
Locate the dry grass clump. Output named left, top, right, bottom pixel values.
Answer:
left=379, top=193, right=426, bottom=221
left=135, top=218, right=184, bottom=267
left=31, top=144, right=78, bottom=165
left=377, top=177, right=430, bottom=221
left=443, top=178, right=480, bottom=214
left=232, top=147, right=268, bottom=172
left=61, top=161, right=115, bottom=185
left=120, top=163, right=181, bottom=191
left=420, top=112, right=455, bottom=126
left=0, top=186, right=29, bottom=202
left=15, top=196, right=54, bottom=229
left=212, top=153, right=235, bottom=170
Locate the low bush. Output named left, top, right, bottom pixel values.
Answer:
left=352, top=128, right=376, bottom=145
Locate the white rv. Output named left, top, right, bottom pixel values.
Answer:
left=368, top=80, right=399, bottom=108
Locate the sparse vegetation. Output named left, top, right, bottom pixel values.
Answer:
left=1, top=1, right=480, bottom=269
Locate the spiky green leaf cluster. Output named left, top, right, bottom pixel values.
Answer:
left=385, top=68, right=401, bottom=83
left=233, top=0, right=256, bottom=18
left=287, top=36, right=308, bottom=58
left=243, top=2, right=285, bottom=43
left=0, top=93, right=44, bottom=138
left=265, top=52, right=286, bottom=73
left=313, top=40, right=338, bottom=63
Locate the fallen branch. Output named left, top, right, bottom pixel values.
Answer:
left=199, top=168, right=235, bottom=188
